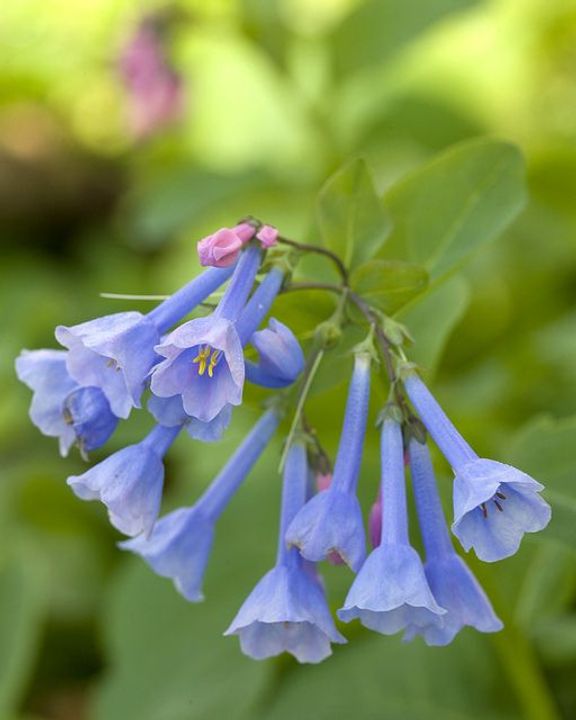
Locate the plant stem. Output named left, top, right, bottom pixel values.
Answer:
left=277, top=236, right=349, bottom=284
left=278, top=348, right=325, bottom=473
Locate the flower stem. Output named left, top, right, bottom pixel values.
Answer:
left=277, top=236, right=349, bottom=284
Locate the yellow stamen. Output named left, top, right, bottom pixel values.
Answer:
left=192, top=345, right=211, bottom=376
left=207, top=350, right=220, bottom=378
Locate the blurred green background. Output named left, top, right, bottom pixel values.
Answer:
left=2, top=0, right=576, bottom=718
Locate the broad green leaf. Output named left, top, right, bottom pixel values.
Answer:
left=329, top=0, right=479, bottom=76
left=350, top=259, right=429, bottom=315
left=508, top=415, right=576, bottom=548
left=381, top=139, right=527, bottom=280
left=0, top=548, right=45, bottom=718
left=256, top=633, right=518, bottom=720
left=399, top=277, right=470, bottom=376
left=316, top=159, right=391, bottom=270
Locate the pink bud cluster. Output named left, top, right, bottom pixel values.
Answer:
left=197, top=223, right=278, bottom=268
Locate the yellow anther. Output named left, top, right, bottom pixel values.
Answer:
left=207, top=350, right=220, bottom=378
left=192, top=345, right=211, bottom=376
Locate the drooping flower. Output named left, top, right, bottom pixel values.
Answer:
left=67, top=424, right=181, bottom=537
left=405, top=437, right=502, bottom=645
left=403, top=372, right=551, bottom=562
left=245, top=318, right=304, bottom=388
left=118, top=16, right=184, bottom=140
left=56, top=265, right=234, bottom=420
left=15, top=349, right=118, bottom=456
left=120, top=409, right=279, bottom=601
left=151, top=251, right=290, bottom=424
left=338, top=415, right=445, bottom=635
left=255, top=224, right=278, bottom=249
left=225, top=442, right=346, bottom=662
left=285, top=352, right=371, bottom=571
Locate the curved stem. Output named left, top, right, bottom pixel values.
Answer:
left=278, top=236, right=349, bottom=284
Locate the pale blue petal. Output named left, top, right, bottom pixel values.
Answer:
left=285, top=489, right=366, bottom=571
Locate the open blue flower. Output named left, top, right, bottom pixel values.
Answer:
left=120, top=409, right=279, bottom=600
left=55, top=265, right=235, bottom=419
left=15, top=349, right=118, bottom=456
left=67, top=424, right=180, bottom=536
left=406, top=437, right=502, bottom=645
left=245, top=318, right=304, bottom=388
left=56, top=311, right=161, bottom=420
left=150, top=246, right=262, bottom=423
left=226, top=442, right=346, bottom=662
left=338, top=416, right=445, bottom=635
left=451, top=459, right=551, bottom=562
left=285, top=353, right=371, bottom=571
left=403, top=372, right=551, bottom=562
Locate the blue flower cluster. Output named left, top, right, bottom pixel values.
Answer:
left=16, top=227, right=551, bottom=665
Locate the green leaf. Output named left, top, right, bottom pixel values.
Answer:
left=380, top=139, right=527, bottom=280
left=329, top=0, right=479, bottom=76
left=0, top=547, right=45, bottom=717
left=508, top=415, right=576, bottom=548
left=316, top=159, right=390, bottom=271
left=257, top=633, right=518, bottom=720
left=350, top=259, right=428, bottom=315
left=399, top=277, right=470, bottom=376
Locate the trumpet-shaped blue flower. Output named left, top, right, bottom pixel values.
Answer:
left=67, top=424, right=180, bottom=537
left=151, top=255, right=289, bottom=425
left=338, top=416, right=445, bottom=635
left=120, top=409, right=279, bottom=601
left=226, top=442, right=346, bottom=663
left=403, top=373, right=551, bottom=562
left=150, top=246, right=262, bottom=423
left=285, top=353, right=371, bottom=571
left=15, top=349, right=118, bottom=456
left=56, top=265, right=235, bottom=419
left=245, top=318, right=304, bottom=388
left=406, top=437, right=502, bottom=645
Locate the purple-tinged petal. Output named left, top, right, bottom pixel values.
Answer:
left=338, top=544, right=445, bottom=635
left=56, top=312, right=160, bottom=419
left=452, top=459, right=551, bottom=562
left=285, top=489, right=366, bottom=571
left=225, top=564, right=345, bottom=663
left=67, top=425, right=180, bottom=537
left=247, top=318, right=304, bottom=387
left=404, top=554, right=502, bottom=645
left=151, top=316, right=244, bottom=423
left=120, top=507, right=214, bottom=602
left=15, top=349, right=77, bottom=455
left=64, top=386, right=118, bottom=453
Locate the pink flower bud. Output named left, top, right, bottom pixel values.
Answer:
left=197, top=228, right=243, bottom=268
left=234, top=222, right=257, bottom=244
left=369, top=491, right=382, bottom=548
left=316, top=473, right=332, bottom=492
left=256, top=224, right=278, bottom=248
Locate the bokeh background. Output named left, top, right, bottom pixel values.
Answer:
left=2, top=0, right=576, bottom=718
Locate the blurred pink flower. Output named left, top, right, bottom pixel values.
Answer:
left=118, top=18, right=184, bottom=140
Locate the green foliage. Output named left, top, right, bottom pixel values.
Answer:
left=316, top=159, right=391, bottom=270
left=350, top=259, right=429, bottom=315
left=509, top=415, right=576, bottom=549
left=380, top=139, right=527, bottom=281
